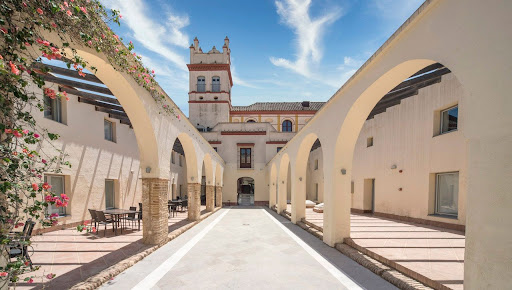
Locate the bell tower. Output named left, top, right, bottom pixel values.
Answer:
left=187, top=37, right=232, bottom=131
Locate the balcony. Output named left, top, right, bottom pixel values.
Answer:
left=197, top=84, right=206, bottom=92
left=211, top=84, right=221, bottom=92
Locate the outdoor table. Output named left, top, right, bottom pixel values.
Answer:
left=170, top=200, right=183, bottom=211
left=103, top=209, right=140, bottom=234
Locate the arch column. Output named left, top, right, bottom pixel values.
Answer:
left=215, top=186, right=223, bottom=207
left=269, top=183, right=276, bottom=208
left=206, top=185, right=215, bottom=212
left=291, top=170, right=305, bottom=224
left=277, top=178, right=288, bottom=214
left=188, top=183, right=201, bottom=221
left=322, top=145, right=351, bottom=247
left=142, top=178, right=170, bottom=245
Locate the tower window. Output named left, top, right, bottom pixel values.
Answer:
left=212, top=76, right=220, bottom=92
left=197, top=76, right=206, bottom=92
left=282, top=120, right=293, bottom=132
left=247, top=119, right=256, bottom=123
left=440, top=105, right=458, bottom=134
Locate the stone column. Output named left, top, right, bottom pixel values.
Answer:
left=187, top=183, right=201, bottom=221
left=215, top=186, right=223, bottom=207
left=142, top=178, right=169, bottom=245
left=206, top=185, right=215, bottom=212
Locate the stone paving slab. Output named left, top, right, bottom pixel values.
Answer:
left=287, top=205, right=465, bottom=290
left=16, top=206, right=208, bottom=289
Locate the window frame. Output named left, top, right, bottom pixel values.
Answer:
left=171, top=151, right=175, bottom=164
left=44, top=175, right=66, bottom=217
left=282, top=120, right=293, bottom=132
left=239, top=147, right=252, bottom=169
left=367, top=137, right=374, bottom=147
left=314, top=159, right=319, bottom=170
left=105, top=179, right=116, bottom=209
left=439, top=105, right=458, bottom=135
left=435, top=172, right=459, bottom=217
left=211, top=76, right=221, bottom=92
left=44, top=95, right=63, bottom=123
left=104, top=119, right=116, bottom=142
left=197, top=76, right=206, bottom=92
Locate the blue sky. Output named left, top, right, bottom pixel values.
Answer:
left=101, top=0, right=423, bottom=116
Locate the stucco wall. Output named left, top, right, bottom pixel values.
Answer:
left=304, top=73, right=466, bottom=225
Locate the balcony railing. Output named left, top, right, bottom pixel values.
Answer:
left=197, top=84, right=206, bottom=92
left=211, top=84, right=221, bottom=92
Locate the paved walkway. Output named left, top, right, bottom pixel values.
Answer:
left=103, top=207, right=396, bottom=290
left=17, top=206, right=208, bottom=289
left=288, top=205, right=465, bottom=290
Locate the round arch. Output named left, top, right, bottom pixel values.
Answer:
left=202, top=153, right=214, bottom=185
left=175, top=132, right=199, bottom=183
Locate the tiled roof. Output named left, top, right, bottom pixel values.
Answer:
left=231, top=102, right=325, bottom=112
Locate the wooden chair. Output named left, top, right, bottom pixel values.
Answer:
left=95, top=211, right=115, bottom=236
left=9, top=220, right=36, bottom=269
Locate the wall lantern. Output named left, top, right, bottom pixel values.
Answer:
left=191, top=176, right=195, bottom=181
left=145, top=167, right=151, bottom=173
left=299, top=177, right=303, bottom=181
left=341, top=168, right=346, bottom=175
left=390, top=164, right=397, bottom=170
left=282, top=181, right=285, bottom=184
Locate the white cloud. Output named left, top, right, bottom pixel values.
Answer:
left=231, top=61, right=259, bottom=89
left=270, top=0, right=342, bottom=77
left=102, top=0, right=189, bottom=70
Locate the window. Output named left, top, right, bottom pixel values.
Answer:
left=435, top=172, right=459, bottom=216
left=212, top=76, right=220, bottom=92
left=104, top=119, right=115, bottom=142
left=179, top=155, right=182, bottom=167
left=213, top=147, right=218, bottom=152
left=367, top=137, right=373, bottom=147
left=45, top=175, right=66, bottom=216
left=105, top=180, right=115, bottom=209
left=314, top=159, right=319, bottom=170
left=197, top=76, right=206, bottom=92
left=171, top=151, right=175, bottom=164
left=282, top=120, right=293, bottom=132
left=44, top=95, right=62, bottom=123
left=240, top=148, right=252, bottom=168
left=277, top=147, right=282, bottom=153
left=440, top=105, right=458, bottom=134
left=246, top=120, right=256, bottom=123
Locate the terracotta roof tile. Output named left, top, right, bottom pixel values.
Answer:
left=231, top=102, right=324, bottom=111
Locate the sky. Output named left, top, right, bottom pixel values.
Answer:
left=100, top=0, right=424, bottom=116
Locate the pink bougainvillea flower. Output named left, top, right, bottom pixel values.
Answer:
left=80, top=6, right=87, bottom=14
left=9, top=61, right=20, bottom=75
left=51, top=23, right=57, bottom=28
left=64, top=2, right=69, bottom=7
left=61, top=193, right=69, bottom=200
left=46, top=273, right=55, bottom=280
left=78, top=69, right=86, bottom=77
left=50, top=47, right=59, bottom=54
left=24, top=261, right=30, bottom=266
left=32, top=183, right=39, bottom=191
left=34, top=133, right=40, bottom=138
left=4, top=129, right=12, bottom=134
left=92, top=227, right=97, bottom=233
left=55, top=199, right=63, bottom=207
left=0, top=272, right=7, bottom=277
left=22, top=129, right=29, bottom=135
left=42, top=159, right=47, bottom=164
left=50, top=213, right=59, bottom=218
left=59, top=4, right=65, bottom=11
left=42, top=182, right=51, bottom=190
left=22, top=148, right=28, bottom=153
left=28, top=278, right=34, bottom=284
left=177, top=115, right=181, bottom=120
left=37, top=8, right=43, bottom=15
left=0, top=27, right=7, bottom=34
left=62, top=91, right=68, bottom=97
left=66, top=10, right=72, bottom=16
left=87, top=40, right=92, bottom=46
left=13, top=131, right=22, bottom=138
left=114, top=48, right=119, bottom=53
left=22, top=2, right=27, bottom=7
left=119, top=14, right=123, bottom=18
left=44, top=88, right=57, bottom=99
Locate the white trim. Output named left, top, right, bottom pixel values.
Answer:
left=131, top=209, right=230, bottom=290
left=262, top=209, right=363, bottom=289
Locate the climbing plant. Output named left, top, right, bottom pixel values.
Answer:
left=0, top=0, right=177, bottom=285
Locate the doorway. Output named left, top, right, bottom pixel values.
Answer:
left=237, top=177, right=254, bottom=206
left=364, top=178, right=375, bottom=213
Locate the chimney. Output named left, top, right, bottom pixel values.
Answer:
left=301, top=101, right=310, bottom=108
left=193, top=37, right=199, bottom=51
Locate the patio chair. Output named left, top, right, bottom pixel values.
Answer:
left=182, top=199, right=188, bottom=211
left=121, top=207, right=138, bottom=229
left=88, top=209, right=98, bottom=230
left=9, top=220, right=36, bottom=269
left=9, top=218, right=32, bottom=236
left=168, top=201, right=177, bottom=217
left=95, top=211, right=115, bottom=236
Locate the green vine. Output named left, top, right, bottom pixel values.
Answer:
left=0, top=0, right=178, bottom=285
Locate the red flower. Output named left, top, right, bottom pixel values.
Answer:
left=0, top=272, right=7, bottom=277
left=34, top=133, right=40, bottom=138
left=32, top=183, right=39, bottom=191
left=13, top=131, right=22, bottom=138
left=55, top=199, right=63, bottom=207
left=22, top=2, right=27, bottom=7
left=43, top=182, right=51, bottom=190
left=64, top=2, right=69, bottom=7
left=37, top=8, right=43, bottom=15
left=28, top=278, right=34, bottom=284
left=4, top=129, right=12, bottom=134
left=42, top=159, right=47, bottom=164
left=0, top=28, right=7, bottom=34
left=46, top=273, right=55, bottom=280
left=61, top=193, right=69, bottom=200
left=22, top=129, right=29, bottom=135
left=80, top=7, right=87, bottom=14
left=51, top=23, right=57, bottom=28
left=92, top=227, right=97, bottom=233
left=50, top=213, right=59, bottom=218
left=66, top=10, right=72, bottom=16
left=9, top=61, right=20, bottom=75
